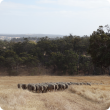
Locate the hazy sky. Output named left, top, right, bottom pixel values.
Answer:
left=0, top=0, right=110, bottom=36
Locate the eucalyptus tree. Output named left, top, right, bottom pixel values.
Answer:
left=88, top=25, right=110, bottom=75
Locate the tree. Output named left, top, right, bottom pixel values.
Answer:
left=19, top=52, right=39, bottom=67
left=0, top=56, right=5, bottom=67
left=88, top=25, right=110, bottom=75
left=50, top=50, right=78, bottom=75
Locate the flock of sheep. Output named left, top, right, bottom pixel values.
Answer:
left=17, top=82, right=91, bottom=93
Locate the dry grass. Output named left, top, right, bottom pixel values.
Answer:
left=69, top=85, right=110, bottom=108
left=0, top=76, right=110, bottom=110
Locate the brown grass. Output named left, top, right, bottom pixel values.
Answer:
left=69, top=85, right=110, bottom=104
left=0, top=76, right=110, bottom=110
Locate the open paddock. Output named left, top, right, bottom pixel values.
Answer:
left=0, top=76, right=110, bottom=110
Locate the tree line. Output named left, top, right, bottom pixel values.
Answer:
left=0, top=25, right=110, bottom=76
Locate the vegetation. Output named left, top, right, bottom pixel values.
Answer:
left=0, top=25, right=110, bottom=76
left=88, top=25, right=110, bottom=75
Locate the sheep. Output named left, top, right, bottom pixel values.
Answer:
left=31, top=84, right=37, bottom=92
left=64, top=83, right=68, bottom=89
left=37, top=84, right=49, bottom=93
left=66, top=82, right=71, bottom=85
left=57, top=83, right=65, bottom=90
left=69, top=82, right=73, bottom=85
left=40, top=84, right=48, bottom=93
left=54, top=82, right=59, bottom=88
left=26, top=82, right=76, bottom=93
left=27, top=84, right=32, bottom=91
left=44, top=84, right=49, bottom=92
left=34, top=84, right=40, bottom=93
left=64, top=83, right=69, bottom=89
left=22, top=84, right=28, bottom=90
left=82, top=82, right=86, bottom=85
left=70, top=82, right=74, bottom=85
left=61, top=83, right=66, bottom=90
left=51, top=83, right=57, bottom=91
left=17, top=84, right=22, bottom=88
left=50, top=83, right=59, bottom=91
left=61, top=83, right=69, bottom=90
left=34, top=84, right=45, bottom=93
left=30, top=83, right=47, bottom=93
left=56, top=83, right=62, bottom=90
left=72, top=82, right=77, bottom=85
left=79, top=82, right=83, bottom=85
left=47, top=84, right=54, bottom=92
left=36, top=84, right=43, bottom=93
left=27, top=84, right=33, bottom=91
left=76, top=82, right=79, bottom=85
left=54, top=83, right=59, bottom=91
left=87, top=82, right=91, bottom=86
left=27, top=83, right=34, bottom=91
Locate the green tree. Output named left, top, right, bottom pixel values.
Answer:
left=0, top=56, right=5, bottom=67
left=51, top=50, right=78, bottom=75
left=88, top=25, right=110, bottom=75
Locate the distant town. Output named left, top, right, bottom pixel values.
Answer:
left=0, top=34, right=64, bottom=41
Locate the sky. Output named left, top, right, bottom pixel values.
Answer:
left=0, top=0, right=110, bottom=36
